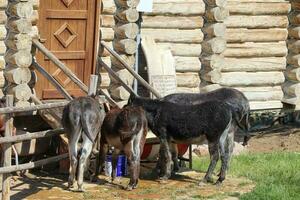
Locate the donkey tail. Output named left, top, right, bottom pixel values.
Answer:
left=231, top=109, right=251, bottom=146
left=81, top=114, right=96, bottom=143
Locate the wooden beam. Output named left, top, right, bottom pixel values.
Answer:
left=0, top=153, right=68, bottom=174
left=2, top=95, right=14, bottom=200
left=32, top=39, right=88, bottom=93
left=0, top=129, right=64, bottom=144
left=101, top=41, right=162, bottom=98
left=0, top=101, right=68, bottom=115
left=31, top=61, right=73, bottom=100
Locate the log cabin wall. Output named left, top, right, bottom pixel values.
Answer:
left=99, top=0, right=293, bottom=110
left=222, top=0, right=290, bottom=110
left=0, top=0, right=39, bottom=105
left=284, top=1, right=300, bottom=107
left=99, top=0, right=205, bottom=105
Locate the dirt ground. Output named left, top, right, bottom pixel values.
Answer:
left=2, top=132, right=300, bottom=200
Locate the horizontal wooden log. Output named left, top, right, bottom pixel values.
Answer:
left=202, top=23, right=226, bottom=38
left=222, top=57, right=286, bottom=72
left=235, top=86, right=282, bottom=92
left=289, top=26, right=300, bottom=39
left=282, top=96, right=300, bottom=107
left=176, top=72, right=200, bottom=87
left=103, top=0, right=206, bottom=16
left=0, top=70, right=4, bottom=87
left=5, top=32, right=32, bottom=51
left=113, top=38, right=137, bottom=54
left=228, top=0, right=289, bottom=2
left=287, top=54, right=300, bottom=67
left=102, top=15, right=204, bottom=29
left=205, top=0, right=227, bottom=7
left=141, top=29, right=204, bottom=43
left=158, top=43, right=202, bottom=57
left=109, top=69, right=134, bottom=85
left=288, top=40, right=300, bottom=54
left=99, top=72, right=110, bottom=88
left=0, top=153, right=68, bottom=174
left=201, top=69, right=222, bottom=83
left=218, top=72, right=285, bottom=86
left=7, top=84, right=33, bottom=101
left=4, top=49, right=32, bottom=68
left=0, top=56, right=5, bottom=69
left=227, top=2, right=291, bottom=15
left=6, top=1, right=33, bottom=18
left=109, top=83, right=131, bottom=100
left=222, top=42, right=287, bottom=57
left=111, top=54, right=135, bottom=70
left=4, top=66, right=31, bottom=84
left=176, top=86, right=200, bottom=93
left=0, top=0, right=39, bottom=9
left=226, top=28, right=288, bottom=43
left=205, top=6, right=229, bottom=22
left=242, top=90, right=283, bottom=101
left=225, top=15, right=289, bottom=28
left=114, top=23, right=139, bottom=39
left=6, top=18, right=32, bottom=34
left=115, top=8, right=139, bottom=23
left=0, top=100, right=68, bottom=115
left=202, top=37, right=226, bottom=54
left=0, top=25, right=6, bottom=40
left=285, top=67, right=300, bottom=82
left=201, top=54, right=224, bottom=70
left=114, top=0, right=140, bottom=8
left=101, top=27, right=114, bottom=41
left=289, top=11, right=300, bottom=25
left=174, top=57, right=201, bottom=72
left=291, top=2, right=300, bottom=11
left=250, top=101, right=283, bottom=110
left=0, top=128, right=64, bottom=144
left=282, top=81, right=300, bottom=97
left=200, top=83, right=221, bottom=93
left=0, top=10, right=38, bottom=25
left=0, top=40, right=5, bottom=54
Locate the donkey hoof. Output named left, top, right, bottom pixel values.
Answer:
left=77, top=187, right=85, bottom=193
left=214, top=181, right=223, bottom=187
left=125, top=185, right=134, bottom=191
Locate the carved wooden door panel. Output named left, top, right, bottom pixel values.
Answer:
left=36, top=0, right=99, bottom=99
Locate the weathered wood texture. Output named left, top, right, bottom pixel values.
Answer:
left=285, top=3, right=300, bottom=106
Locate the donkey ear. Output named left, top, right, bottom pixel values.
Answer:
left=127, top=92, right=136, bottom=105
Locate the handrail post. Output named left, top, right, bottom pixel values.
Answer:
left=2, top=95, right=14, bottom=200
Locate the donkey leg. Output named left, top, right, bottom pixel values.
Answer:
left=67, top=128, right=81, bottom=189
left=201, top=141, right=219, bottom=184
left=77, top=135, right=93, bottom=192
left=158, top=138, right=172, bottom=180
left=170, top=142, right=180, bottom=173
left=94, top=136, right=108, bottom=182
left=111, top=148, right=121, bottom=182
left=225, top=128, right=235, bottom=172
left=123, top=140, right=138, bottom=190
left=216, top=125, right=230, bottom=185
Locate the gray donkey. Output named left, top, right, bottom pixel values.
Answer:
left=62, top=96, right=106, bottom=192
left=158, top=88, right=250, bottom=174
left=127, top=95, right=246, bottom=185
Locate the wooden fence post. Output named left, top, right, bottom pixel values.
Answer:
left=2, top=95, right=14, bottom=200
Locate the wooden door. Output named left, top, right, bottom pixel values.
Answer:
left=35, top=0, right=100, bottom=99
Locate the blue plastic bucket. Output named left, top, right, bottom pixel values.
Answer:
left=105, top=154, right=127, bottom=177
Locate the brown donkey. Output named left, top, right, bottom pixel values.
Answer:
left=96, top=106, right=148, bottom=190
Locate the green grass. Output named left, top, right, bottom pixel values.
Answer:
left=193, top=152, right=300, bottom=200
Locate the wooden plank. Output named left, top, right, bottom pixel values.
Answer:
left=46, top=10, right=88, bottom=19
left=0, top=153, right=68, bottom=174
left=44, top=51, right=86, bottom=60
left=0, top=129, right=64, bottom=144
